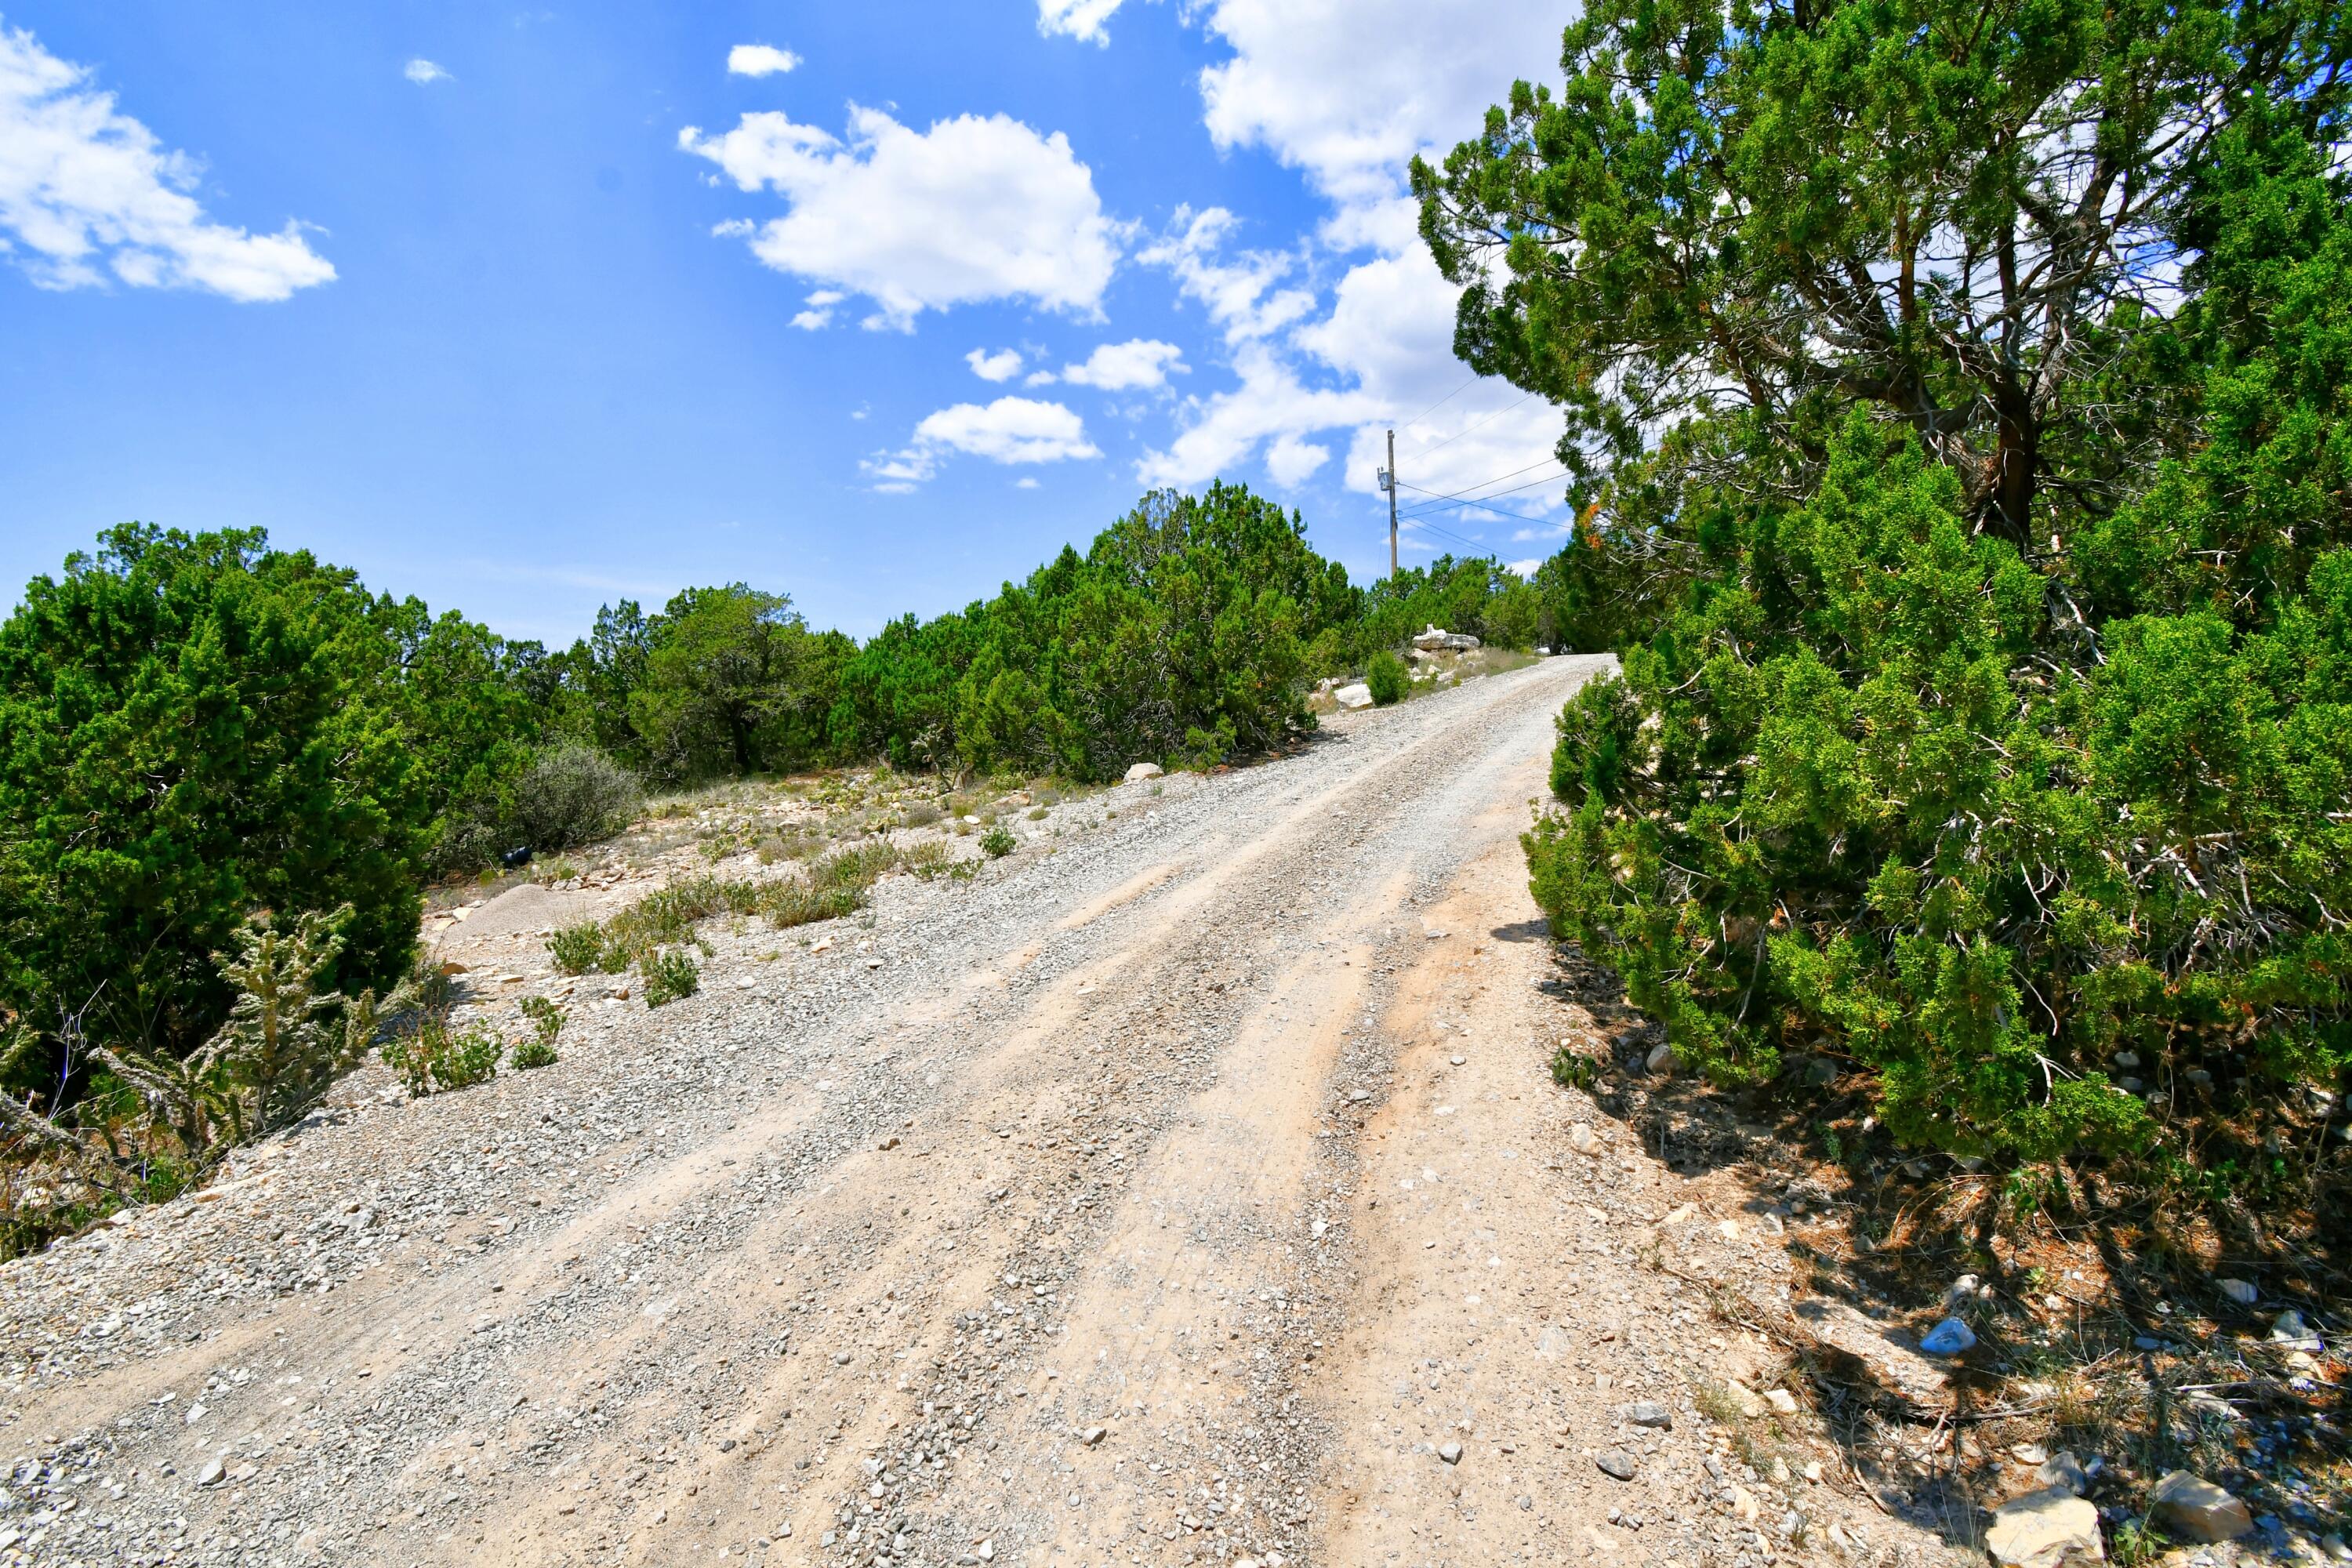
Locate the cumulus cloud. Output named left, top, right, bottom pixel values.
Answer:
left=966, top=347, right=1023, bottom=383
left=726, top=43, right=800, bottom=78
left=1194, top=0, right=1563, bottom=215
left=403, top=58, right=452, bottom=85
left=680, top=104, right=1119, bottom=330
left=866, top=396, right=1100, bottom=488
left=0, top=24, right=334, bottom=302
left=790, top=288, right=844, bottom=330
left=1122, top=2, right=1572, bottom=527
left=1138, top=206, right=1314, bottom=344
left=1059, top=338, right=1185, bottom=390
left=1036, top=0, right=1131, bottom=43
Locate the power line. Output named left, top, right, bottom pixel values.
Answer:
left=1391, top=376, right=1480, bottom=438
left=1401, top=390, right=1538, bottom=457
left=1397, top=467, right=1568, bottom=521
left=1400, top=513, right=1488, bottom=553
left=1396, top=456, right=1564, bottom=510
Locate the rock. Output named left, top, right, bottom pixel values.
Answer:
left=1945, top=1274, right=1984, bottom=1311
left=1792, top=1298, right=1952, bottom=1403
left=1595, top=1450, right=1637, bottom=1480
left=1804, top=1056, right=1839, bottom=1087
left=977, top=1541, right=995, bottom=1563
left=1081, top=1426, right=1107, bottom=1446
left=1645, top=1041, right=1679, bottom=1076
left=1438, top=1441, right=1463, bottom=1465
left=2034, top=1451, right=2089, bottom=1496
left=1920, top=1317, right=1977, bottom=1356
left=195, top=1457, right=226, bottom=1488
left=1986, top=1488, right=2106, bottom=1568
left=1123, top=762, right=1164, bottom=782
left=2216, top=1278, right=2259, bottom=1306
left=1763, top=1388, right=1800, bottom=1416
left=1569, top=1124, right=1599, bottom=1155
left=1411, top=625, right=1482, bottom=652
left=877, top=1135, right=900, bottom=1151
left=2269, top=1309, right=2323, bottom=1351
left=1627, top=1401, right=1672, bottom=1428
left=1333, top=683, right=1374, bottom=710
left=1730, top=1486, right=1761, bottom=1522
left=2150, top=1472, right=2252, bottom=1542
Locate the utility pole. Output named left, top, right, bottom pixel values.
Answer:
left=1379, top=428, right=1398, bottom=579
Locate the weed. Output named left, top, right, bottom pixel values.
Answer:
left=1367, top=649, right=1410, bottom=706
left=514, top=996, right=564, bottom=1069
left=2111, top=1518, right=2162, bottom=1568
left=899, top=840, right=954, bottom=880
left=1027, top=806, right=1048, bottom=820
left=384, top=1019, right=502, bottom=1096
left=549, top=923, right=607, bottom=975
left=643, top=949, right=699, bottom=1007
left=980, top=824, right=1017, bottom=858
left=902, top=802, right=944, bottom=829
left=1550, top=1046, right=1599, bottom=1091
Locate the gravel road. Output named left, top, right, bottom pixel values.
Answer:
left=0, top=655, right=1958, bottom=1568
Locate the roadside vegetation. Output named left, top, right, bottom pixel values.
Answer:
left=0, top=472, right=1573, bottom=1254
left=1428, top=0, right=2350, bottom=1537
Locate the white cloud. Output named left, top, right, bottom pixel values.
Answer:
left=1193, top=0, right=1564, bottom=216
left=1265, top=434, right=1329, bottom=486
left=1060, top=338, right=1185, bottom=390
left=1037, top=0, right=1130, bottom=44
left=790, top=288, right=844, bottom=330
left=726, top=44, right=800, bottom=78
left=1015, top=476, right=1041, bottom=489
left=0, top=23, right=335, bottom=301
left=866, top=395, right=1100, bottom=487
left=680, top=104, right=1119, bottom=329
left=966, top=347, right=1023, bottom=383
left=1508, top=557, right=1542, bottom=577
left=404, top=58, right=452, bottom=85
left=1139, top=206, right=1314, bottom=344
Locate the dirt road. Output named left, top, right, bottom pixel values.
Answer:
left=2, top=655, right=1955, bottom=1568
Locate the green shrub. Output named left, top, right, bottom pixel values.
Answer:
left=1366, top=651, right=1409, bottom=706
left=549, top=923, right=608, bottom=975
left=978, top=824, right=1017, bottom=858
left=514, top=996, right=564, bottom=1069
left=642, top=949, right=699, bottom=1007
left=512, top=745, right=641, bottom=850
left=0, top=526, right=428, bottom=1078
left=383, top=1018, right=502, bottom=1096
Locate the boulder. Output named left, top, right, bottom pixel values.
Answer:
left=2150, top=1472, right=2252, bottom=1542
left=2216, top=1278, right=2258, bottom=1306
left=1333, top=683, right=1374, bottom=710
left=1645, top=1040, right=1679, bottom=1076
left=1986, top=1489, right=2105, bottom=1568
left=1411, top=624, right=1482, bottom=652
left=1123, top=762, right=1164, bottom=782
left=1790, top=1298, right=1951, bottom=1403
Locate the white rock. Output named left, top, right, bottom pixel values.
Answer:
left=2216, top=1278, right=2258, bottom=1305
left=1645, top=1040, right=1679, bottom=1076
left=1985, top=1488, right=2105, bottom=1568
left=1333, top=683, right=1374, bottom=710
left=2150, top=1472, right=2252, bottom=1542
left=1764, top=1388, right=1800, bottom=1416
left=1123, top=762, right=1163, bottom=782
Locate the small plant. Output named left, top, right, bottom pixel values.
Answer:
left=1027, top=806, right=1048, bottom=820
left=513, top=997, right=564, bottom=1069
left=2111, top=1518, right=2163, bottom=1568
left=549, top=922, right=608, bottom=975
left=1367, top=649, right=1410, bottom=706
left=979, top=824, right=1017, bottom=858
left=643, top=949, right=699, bottom=1007
left=383, top=1018, right=503, bottom=1096
left=1549, top=1045, right=1599, bottom=1090
left=899, top=840, right=954, bottom=880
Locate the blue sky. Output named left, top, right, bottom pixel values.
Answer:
left=1, top=2, right=1573, bottom=644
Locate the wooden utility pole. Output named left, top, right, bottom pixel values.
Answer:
left=1384, top=428, right=1398, bottom=579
